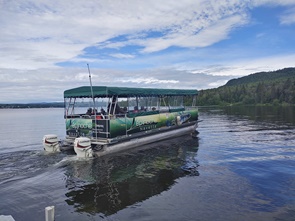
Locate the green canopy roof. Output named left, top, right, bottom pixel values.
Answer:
left=64, top=86, right=198, bottom=98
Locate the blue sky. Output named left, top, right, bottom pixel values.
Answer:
left=0, top=0, right=295, bottom=103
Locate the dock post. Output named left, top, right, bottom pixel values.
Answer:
left=45, top=206, right=55, bottom=221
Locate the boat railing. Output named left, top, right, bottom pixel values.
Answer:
left=65, top=105, right=196, bottom=120
left=185, top=106, right=198, bottom=110
left=169, top=107, right=185, bottom=112
left=127, top=110, right=159, bottom=118
left=64, top=114, right=83, bottom=119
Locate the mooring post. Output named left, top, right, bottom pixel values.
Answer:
left=45, top=206, right=55, bottom=221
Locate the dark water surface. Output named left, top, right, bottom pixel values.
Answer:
left=0, top=107, right=294, bottom=221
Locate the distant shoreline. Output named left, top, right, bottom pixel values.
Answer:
left=1, top=103, right=294, bottom=109
left=0, top=103, right=64, bottom=109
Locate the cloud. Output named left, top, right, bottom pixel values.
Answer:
left=280, top=7, right=295, bottom=24
left=208, top=80, right=229, bottom=88
left=110, top=53, right=135, bottom=59
left=189, top=53, right=295, bottom=77
left=0, top=66, right=230, bottom=103
left=1, top=0, right=295, bottom=103
left=1, top=51, right=294, bottom=103
left=0, top=0, right=252, bottom=69
left=117, top=77, right=179, bottom=85
left=253, top=0, right=295, bottom=7
left=183, top=14, right=249, bottom=48
left=138, top=3, right=250, bottom=53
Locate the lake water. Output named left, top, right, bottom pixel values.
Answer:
left=0, top=106, right=294, bottom=221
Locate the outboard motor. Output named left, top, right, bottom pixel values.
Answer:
left=74, top=137, right=93, bottom=158
left=43, top=134, right=60, bottom=152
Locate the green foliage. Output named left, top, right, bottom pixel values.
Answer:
left=197, top=67, right=295, bottom=106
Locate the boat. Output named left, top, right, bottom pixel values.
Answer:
left=43, top=86, right=199, bottom=157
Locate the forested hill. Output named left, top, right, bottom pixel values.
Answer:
left=225, top=67, right=295, bottom=86
left=197, top=67, right=295, bottom=106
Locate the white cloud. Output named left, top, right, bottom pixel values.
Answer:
left=189, top=53, right=295, bottom=77
left=182, top=14, right=248, bottom=48
left=110, top=53, right=135, bottom=59
left=253, top=0, right=295, bottom=7
left=117, top=1, right=251, bottom=53
left=208, top=80, right=229, bottom=88
left=0, top=67, right=227, bottom=102
left=118, top=77, right=179, bottom=84
left=280, top=7, right=295, bottom=24
left=1, top=0, right=295, bottom=103
left=0, top=0, right=253, bottom=68
left=1, top=50, right=294, bottom=103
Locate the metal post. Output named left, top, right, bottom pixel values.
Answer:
left=87, top=64, right=98, bottom=141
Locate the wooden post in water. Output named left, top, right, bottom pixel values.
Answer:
left=45, top=206, right=55, bottom=221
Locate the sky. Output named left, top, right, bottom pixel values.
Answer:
left=1, top=0, right=295, bottom=103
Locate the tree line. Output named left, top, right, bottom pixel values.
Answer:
left=197, top=68, right=295, bottom=106
left=0, top=102, right=64, bottom=109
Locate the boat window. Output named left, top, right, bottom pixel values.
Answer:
left=168, top=96, right=184, bottom=109
left=127, top=96, right=159, bottom=112
left=64, top=92, right=197, bottom=118
left=107, top=97, right=128, bottom=115
left=64, top=97, right=110, bottom=117
left=184, top=95, right=197, bottom=107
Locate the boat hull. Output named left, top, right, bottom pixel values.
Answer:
left=62, top=109, right=199, bottom=157
left=94, top=123, right=197, bottom=157
left=65, top=109, right=198, bottom=139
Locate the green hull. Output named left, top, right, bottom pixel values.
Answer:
left=66, top=109, right=198, bottom=140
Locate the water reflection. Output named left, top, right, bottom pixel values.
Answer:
left=199, top=106, right=295, bottom=213
left=63, top=135, right=199, bottom=215
left=221, top=106, right=295, bottom=125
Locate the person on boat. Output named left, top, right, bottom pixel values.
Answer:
left=93, top=108, right=98, bottom=114
left=108, top=96, right=124, bottom=115
left=140, top=106, right=146, bottom=111
left=122, top=106, right=128, bottom=113
left=86, top=108, right=92, bottom=115
left=100, top=108, right=106, bottom=115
